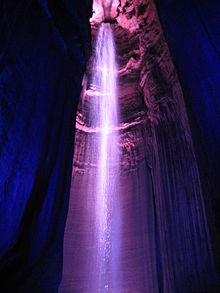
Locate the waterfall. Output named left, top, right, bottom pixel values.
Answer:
left=59, top=18, right=218, bottom=293
left=92, top=22, right=120, bottom=292
left=58, top=22, right=120, bottom=293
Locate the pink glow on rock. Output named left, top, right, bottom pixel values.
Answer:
left=92, top=22, right=121, bottom=292
left=59, top=1, right=217, bottom=292
left=90, top=0, right=119, bottom=25
left=59, top=23, right=121, bottom=293
left=116, top=0, right=139, bottom=32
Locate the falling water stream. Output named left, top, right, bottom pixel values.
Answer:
left=59, top=18, right=218, bottom=293
left=92, top=22, right=120, bottom=292
left=58, top=22, right=121, bottom=293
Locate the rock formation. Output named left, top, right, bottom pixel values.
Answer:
left=1, top=0, right=219, bottom=292
left=0, top=1, right=92, bottom=292
left=60, top=0, right=218, bottom=292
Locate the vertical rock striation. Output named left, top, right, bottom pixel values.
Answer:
left=155, top=0, right=220, bottom=274
left=61, top=0, right=218, bottom=292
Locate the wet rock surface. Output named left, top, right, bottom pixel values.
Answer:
left=61, top=0, right=218, bottom=292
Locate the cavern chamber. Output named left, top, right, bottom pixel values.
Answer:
left=59, top=1, right=218, bottom=292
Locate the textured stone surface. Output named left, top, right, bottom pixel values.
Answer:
left=60, top=0, right=218, bottom=292
left=155, top=0, right=220, bottom=274
left=0, top=1, right=92, bottom=292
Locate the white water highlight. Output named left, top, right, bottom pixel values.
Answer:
left=92, top=22, right=120, bottom=292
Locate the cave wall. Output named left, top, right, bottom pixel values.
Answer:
left=155, top=0, right=220, bottom=265
left=60, top=0, right=219, bottom=292
left=0, top=1, right=92, bottom=292
left=155, top=0, right=220, bottom=181
left=1, top=0, right=220, bottom=292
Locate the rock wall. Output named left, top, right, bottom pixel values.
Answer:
left=155, top=0, right=220, bottom=273
left=61, top=0, right=219, bottom=292
left=0, top=1, right=92, bottom=292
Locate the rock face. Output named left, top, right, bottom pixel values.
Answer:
left=155, top=0, right=220, bottom=273
left=0, top=1, right=92, bottom=292
left=60, top=0, right=218, bottom=292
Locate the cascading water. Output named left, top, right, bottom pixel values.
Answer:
left=59, top=22, right=120, bottom=293
left=60, top=3, right=219, bottom=292
left=92, top=22, right=120, bottom=292
left=59, top=10, right=218, bottom=293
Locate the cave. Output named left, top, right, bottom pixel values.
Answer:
left=0, top=0, right=220, bottom=292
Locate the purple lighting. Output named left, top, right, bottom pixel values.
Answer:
left=92, top=23, right=120, bottom=292
left=59, top=1, right=218, bottom=292
left=59, top=22, right=121, bottom=293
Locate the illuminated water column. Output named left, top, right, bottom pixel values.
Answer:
left=92, top=23, right=120, bottom=292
